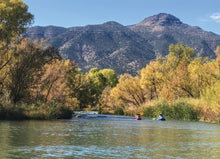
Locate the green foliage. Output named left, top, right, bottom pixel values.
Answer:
left=197, top=81, right=220, bottom=122
left=65, top=67, right=117, bottom=110
left=114, top=107, right=124, bottom=115
left=0, top=103, right=27, bottom=120
left=170, top=99, right=198, bottom=121
left=99, top=69, right=118, bottom=87
left=143, top=106, right=156, bottom=118
left=80, top=67, right=107, bottom=108
left=17, top=101, right=73, bottom=120
left=0, top=0, right=34, bottom=42
left=142, top=99, right=169, bottom=118
left=45, top=101, right=72, bottom=119
left=142, top=98, right=198, bottom=121
left=168, top=43, right=195, bottom=63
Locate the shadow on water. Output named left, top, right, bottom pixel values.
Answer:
left=0, top=115, right=220, bottom=158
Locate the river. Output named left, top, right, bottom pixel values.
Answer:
left=0, top=115, right=220, bottom=158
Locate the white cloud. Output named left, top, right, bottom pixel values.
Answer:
left=210, top=12, right=220, bottom=22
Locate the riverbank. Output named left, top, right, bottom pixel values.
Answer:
left=0, top=102, right=73, bottom=120
left=143, top=98, right=220, bottom=124
left=100, top=98, right=220, bottom=124
left=1, top=97, right=219, bottom=124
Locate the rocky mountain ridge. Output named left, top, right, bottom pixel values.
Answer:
left=26, top=13, right=220, bottom=75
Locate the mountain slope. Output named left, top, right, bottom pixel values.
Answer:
left=26, top=26, right=67, bottom=40
left=25, top=13, right=220, bottom=75
left=27, top=22, right=155, bottom=75
left=128, top=13, right=219, bottom=58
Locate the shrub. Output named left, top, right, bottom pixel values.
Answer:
left=143, top=98, right=171, bottom=118
left=170, top=99, right=198, bottom=121
left=114, top=107, right=124, bottom=115
left=0, top=103, right=27, bottom=120
left=143, top=106, right=156, bottom=118
left=55, top=105, right=73, bottom=119
left=142, top=98, right=198, bottom=121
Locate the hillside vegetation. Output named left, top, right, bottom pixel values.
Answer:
left=26, top=13, right=220, bottom=75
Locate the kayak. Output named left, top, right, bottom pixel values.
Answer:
left=156, top=117, right=166, bottom=121
left=136, top=117, right=142, bottom=120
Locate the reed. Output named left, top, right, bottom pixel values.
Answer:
left=142, top=98, right=198, bottom=121
left=0, top=100, right=73, bottom=120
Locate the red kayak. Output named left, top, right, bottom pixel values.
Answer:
left=136, top=116, right=141, bottom=120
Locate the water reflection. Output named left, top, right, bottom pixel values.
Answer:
left=0, top=116, right=220, bottom=158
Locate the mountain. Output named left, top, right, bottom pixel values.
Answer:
left=26, top=21, right=155, bottom=75
left=128, top=13, right=219, bottom=58
left=26, top=26, right=67, bottom=40
left=25, top=13, right=220, bottom=75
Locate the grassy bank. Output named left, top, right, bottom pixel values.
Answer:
left=108, top=98, right=220, bottom=124
left=142, top=98, right=198, bottom=121
left=141, top=98, right=220, bottom=123
left=0, top=101, right=73, bottom=120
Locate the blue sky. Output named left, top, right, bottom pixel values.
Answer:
left=23, top=0, right=220, bottom=34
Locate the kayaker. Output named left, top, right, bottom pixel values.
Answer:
left=136, top=113, right=141, bottom=120
left=156, top=113, right=165, bottom=121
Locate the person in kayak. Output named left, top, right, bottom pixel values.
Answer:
left=136, top=113, right=142, bottom=120
left=156, top=113, right=165, bottom=121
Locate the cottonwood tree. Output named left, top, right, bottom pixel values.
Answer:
left=0, top=0, right=33, bottom=42
left=0, top=0, right=33, bottom=95
left=38, top=59, right=70, bottom=103
left=140, top=61, right=164, bottom=100
left=9, top=38, right=60, bottom=103
left=110, top=74, right=145, bottom=110
left=99, top=69, right=118, bottom=87
left=160, top=44, right=195, bottom=100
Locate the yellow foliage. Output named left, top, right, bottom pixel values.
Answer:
left=0, top=0, right=33, bottom=42
left=215, top=45, right=220, bottom=55
left=107, top=44, right=220, bottom=122
left=140, top=61, right=164, bottom=100
left=36, top=59, right=71, bottom=103
left=10, top=0, right=22, bottom=4
left=109, top=74, right=145, bottom=109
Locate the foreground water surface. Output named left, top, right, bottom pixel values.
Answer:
left=0, top=115, right=220, bottom=159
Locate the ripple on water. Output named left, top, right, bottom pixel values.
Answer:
left=0, top=116, right=220, bottom=158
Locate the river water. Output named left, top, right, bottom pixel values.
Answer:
left=0, top=115, right=220, bottom=159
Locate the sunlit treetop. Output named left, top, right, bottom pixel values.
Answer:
left=0, top=0, right=33, bottom=42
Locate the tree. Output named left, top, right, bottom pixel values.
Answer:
left=159, top=44, right=195, bottom=100
left=140, top=61, right=164, bottom=100
left=65, top=61, right=84, bottom=109
left=110, top=74, right=145, bottom=110
left=215, top=45, right=220, bottom=56
left=8, top=38, right=60, bottom=103
left=167, top=43, right=194, bottom=69
left=0, top=0, right=33, bottom=94
left=200, top=81, right=220, bottom=121
left=168, top=43, right=194, bottom=61
left=85, top=67, right=107, bottom=107
left=99, top=69, right=118, bottom=87
left=38, top=59, right=70, bottom=103
left=0, top=0, right=33, bottom=42
left=165, top=61, right=194, bottom=99
left=216, top=54, right=220, bottom=75
left=66, top=67, right=109, bottom=109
